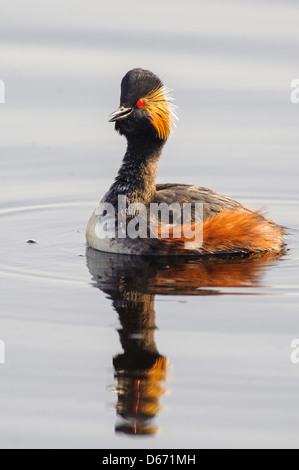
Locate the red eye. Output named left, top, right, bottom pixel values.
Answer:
left=136, top=99, right=144, bottom=108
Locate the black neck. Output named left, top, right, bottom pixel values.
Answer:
left=105, top=136, right=165, bottom=206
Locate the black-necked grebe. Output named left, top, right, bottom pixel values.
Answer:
left=86, top=68, right=285, bottom=256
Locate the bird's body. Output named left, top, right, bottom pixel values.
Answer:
left=86, top=68, right=285, bottom=256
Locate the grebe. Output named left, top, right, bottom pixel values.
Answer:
left=86, top=68, right=284, bottom=256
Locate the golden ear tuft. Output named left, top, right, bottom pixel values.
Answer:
left=143, top=85, right=178, bottom=140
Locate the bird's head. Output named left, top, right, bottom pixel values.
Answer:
left=109, top=68, right=177, bottom=142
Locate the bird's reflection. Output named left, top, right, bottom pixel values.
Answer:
left=86, top=248, right=283, bottom=436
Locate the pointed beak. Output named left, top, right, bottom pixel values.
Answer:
left=109, top=106, right=133, bottom=122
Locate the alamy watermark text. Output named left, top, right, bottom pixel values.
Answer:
left=95, top=196, right=203, bottom=249
left=290, top=79, right=299, bottom=104
left=290, top=339, right=299, bottom=365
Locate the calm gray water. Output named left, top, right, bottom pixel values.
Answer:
left=1, top=0, right=299, bottom=449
